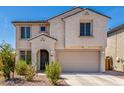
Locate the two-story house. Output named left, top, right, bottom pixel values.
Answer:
left=106, top=24, right=124, bottom=72
left=13, top=7, right=110, bottom=72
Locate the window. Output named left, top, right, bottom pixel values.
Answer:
left=20, top=51, right=25, bottom=61
left=21, top=27, right=30, bottom=39
left=40, top=26, right=46, bottom=32
left=20, top=50, right=31, bottom=64
left=80, top=23, right=92, bottom=36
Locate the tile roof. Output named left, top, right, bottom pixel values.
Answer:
left=108, top=24, right=124, bottom=35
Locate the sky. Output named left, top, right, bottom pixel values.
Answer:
left=0, top=6, right=124, bottom=49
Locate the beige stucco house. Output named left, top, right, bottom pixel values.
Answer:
left=106, top=24, right=124, bottom=72
left=13, top=7, right=110, bottom=72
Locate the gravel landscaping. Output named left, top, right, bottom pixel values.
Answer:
left=0, top=74, right=68, bottom=86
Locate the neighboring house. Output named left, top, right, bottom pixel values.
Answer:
left=106, top=24, right=124, bottom=72
left=13, top=7, right=110, bottom=72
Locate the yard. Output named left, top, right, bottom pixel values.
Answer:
left=0, top=42, right=68, bottom=86
left=0, top=74, right=68, bottom=86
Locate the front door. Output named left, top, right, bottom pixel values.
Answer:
left=40, top=50, right=49, bottom=71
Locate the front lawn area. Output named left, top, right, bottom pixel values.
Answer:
left=0, top=42, right=68, bottom=86
left=0, top=74, right=68, bottom=86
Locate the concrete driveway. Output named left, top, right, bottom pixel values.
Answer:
left=61, top=72, right=124, bottom=86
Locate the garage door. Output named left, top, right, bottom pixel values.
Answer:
left=57, top=51, right=100, bottom=72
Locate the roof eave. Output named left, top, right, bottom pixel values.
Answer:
left=47, top=7, right=82, bottom=21
left=86, top=8, right=111, bottom=19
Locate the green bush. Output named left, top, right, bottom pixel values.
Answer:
left=0, top=58, right=3, bottom=78
left=45, top=61, right=62, bottom=85
left=0, top=71, right=3, bottom=77
left=25, top=65, right=36, bottom=81
left=0, top=42, right=15, bottom=79
left=15, top=60, right=28, bottom=76
left=0, top=58, right=3, bottom=71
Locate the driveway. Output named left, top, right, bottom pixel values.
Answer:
left=61, top=72, right=124, bottom=86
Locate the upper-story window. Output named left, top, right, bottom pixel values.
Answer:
left=21, top=27, right=30, bottom=39
left=40, top=26, right=46, bottom=32
left=80, top=23, right=92, bottom=36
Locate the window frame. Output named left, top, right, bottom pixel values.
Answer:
left=80, top=22, right=93, bottom=37
left=20, top=26, right=31, bottom=39
left=40, top=26, right=46, bottom=32
left=19, top=50, right=32, bottom=64
left=20, top=51, right=26, bottom=61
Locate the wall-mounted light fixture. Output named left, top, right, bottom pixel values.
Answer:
left=50, top=50, right=54, bottom=57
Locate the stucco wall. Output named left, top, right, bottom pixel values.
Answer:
left=15, top=8, right=108, bottom=72
left=15, top=24, right=49, bottom=62
left=48, top=8, right=83, bottom=49
left=16, top=26, right=31, bottom=50
left=29, top=35, right=56, bottom=70
left=106, top=29, right=124, bottom=71
left=63, top=10, right=108, bottom=49
left=49, top=9, right=108, bottom=50
left=16, top=9, right=108, bottom=51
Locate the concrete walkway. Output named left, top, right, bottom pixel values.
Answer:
left=61, top=73, right=124, bottom=86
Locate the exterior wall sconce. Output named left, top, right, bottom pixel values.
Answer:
left=50, top=50, right=54, bottom=57
left=116, top=57, right=120, bottom=63
left=120, top=58, right=124, bottom=63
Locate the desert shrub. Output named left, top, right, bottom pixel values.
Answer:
left=45, top=61, right=62, bottom=85
left=25, top=65, right=36, bottom=81
left=0, top=42, right=15, bottom=79
left=15, top=60, right=28, bottom=76
left=27, top=61, right=32, bottom=65
left=0, top=58, right=3, bottom=71
left=0, top=71, right=3, bottom=77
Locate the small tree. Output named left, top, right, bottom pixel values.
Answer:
left=45, top=61, right=62, bottom=85
left=0, top=42, right=15, bottom=79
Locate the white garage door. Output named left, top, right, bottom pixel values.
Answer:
left=57, top=51, right=100, bottom=72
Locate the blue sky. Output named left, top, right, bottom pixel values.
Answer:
left=0, top=6, right=124, bottom=49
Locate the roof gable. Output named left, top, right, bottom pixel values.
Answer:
left=29, top=33, right=57, bottom=41
left=48, top=7, right=83, bottom=21
left=48, top=7, right=111, bottom=21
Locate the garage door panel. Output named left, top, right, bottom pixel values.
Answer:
left=57, top=51, right=99, bottom=72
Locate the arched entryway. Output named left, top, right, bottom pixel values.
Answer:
left=40, top=49, right=49, bottom=71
